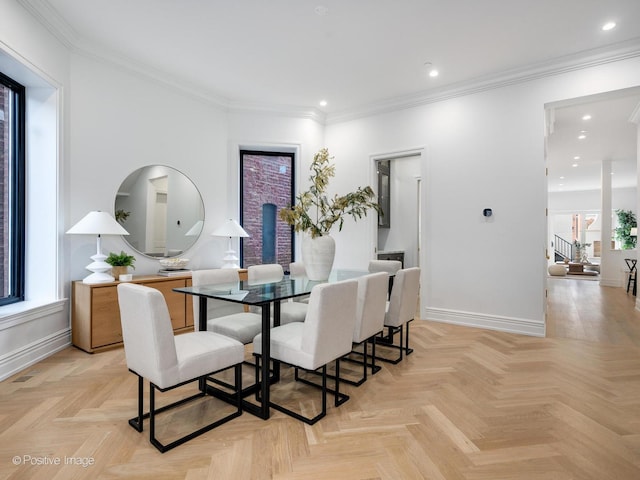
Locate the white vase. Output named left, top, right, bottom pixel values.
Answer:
left=301, top=234, right=335, bottom=281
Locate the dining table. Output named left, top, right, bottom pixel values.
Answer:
left=173, top=269, right=367, bottom=420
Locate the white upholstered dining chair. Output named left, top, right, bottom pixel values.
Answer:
left=375, top=267, right=420, bottom=364
left=252, top=279, right=358, bottom=424
left=368, top=259, right=402, bottom=274
left=368, top=259, right=402, bottom=296
left=288, top=261, right=310, bottom=303
left=345, top=271, right=388, bottom=385
left=247, top=263, right=308, bottom=324
left=117, top=283, right=244, bottom=453
left=191, top=269, right=263, bottom=344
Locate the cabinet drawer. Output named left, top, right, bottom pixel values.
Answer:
left=148, top=279, right=187, bottom=330
left=91, top=286, right=123, bottom=348
left=71, top=274, right=193, bottom=353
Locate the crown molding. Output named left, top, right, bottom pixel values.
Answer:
left=18, top=0, right=640, bottom=125
left=227, top=100, right=326, bottom=123
left=325, top=38, right=640, bottom=124
left=19, top=0, right=328, bottom=120
left=17, top=0, right=79, bottom=49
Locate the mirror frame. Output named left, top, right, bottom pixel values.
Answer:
left=114, top=165, right=204, bottom=258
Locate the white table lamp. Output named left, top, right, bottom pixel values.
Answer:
left=67, top=211, right=130, bottom=284
left=211, top=219, right=249, bottom=268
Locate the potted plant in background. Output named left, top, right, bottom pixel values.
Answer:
left=279, top=148, right=381, bottom=280
left=105, top=250, right=136, bottom=279
left=615, top=209, right=637, bottom=250
left=573, top=240, right=591, bottom=263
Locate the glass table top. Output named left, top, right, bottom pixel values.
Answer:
left=174, top=269, right=368, bottom=306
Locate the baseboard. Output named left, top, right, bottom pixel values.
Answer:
left=424, top=307, right=545, bottom=337
left=599, top=276, right=624, bottom=288
left=0, top=328, right=71, bottom=381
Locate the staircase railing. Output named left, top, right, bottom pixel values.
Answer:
left=554, top=235, right=573, bottom=261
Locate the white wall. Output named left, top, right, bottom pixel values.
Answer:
left=326, top=56, right=640, bottom=336
left=0, top=0, right=70, bottom=379
left=67, top=54, right=231, bottom=277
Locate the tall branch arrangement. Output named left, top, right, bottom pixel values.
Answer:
left=279, top=148, right=381, bottom=238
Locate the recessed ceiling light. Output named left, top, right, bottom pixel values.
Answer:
left=560, top=176, right=565, bottom=180
left=319, top=100, right=327, bottom=107
left=572, top=163, right=579, bottom=167
left=574, top=156, right=580, bottom=160
left=582, top=114, right=592, bottom=120
left=578, top=134, right=586, bottom=140
left=314, top=5, right=329, bottom=16
left=602, top=21, right=616, bottom=31
left=423, top=62, right=439, bottom=78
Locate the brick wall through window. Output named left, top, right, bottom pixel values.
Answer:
left=241, top=152, right=293, bottom=270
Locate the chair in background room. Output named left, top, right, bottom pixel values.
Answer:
left=252, top=279, right=358, bottom=424
left=192, top=269, right=263, bottom=344
left=625, top=258, right=637, bottom=295
left=247, top=264, right=308, bottom=324
left=117, top=283, right=244, bottom=453
left=375, top=267, right=421, bottom=364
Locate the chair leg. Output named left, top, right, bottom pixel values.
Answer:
left=128, top=366, right=243, bottom=453
left=269, top=363, right=328, bottom=425
left=405, top=320, right=414, bottom=355
left=294, top=360, right=351, bottom=406
left=338, top=336, right=381, bottom=385
left=374, top=320, right=413, bottom=364
left=333, top=359, right=348, bottom=406
left=128, top=374, right=144, bottom=432
left=370, top=338, right=381, bottom=374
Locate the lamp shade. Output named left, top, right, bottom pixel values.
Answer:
left=185, top=220, right=204, bottom=236
left=210, top=219, right=249, bottom=269
left=67, top=211, right=129, bottom=284
left=211, top=219, right=249, bottom=238
left=66, top=211, right=129, bottom=236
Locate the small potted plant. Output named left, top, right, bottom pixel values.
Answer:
left=105, top=250, right=136, bottom=279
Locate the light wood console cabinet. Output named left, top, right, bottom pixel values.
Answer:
left=71, top=274, right=194, bottom=353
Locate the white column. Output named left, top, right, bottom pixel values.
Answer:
left=630, top=103, right=640, bottom=310
left=600, top=159, right=614, bottom=286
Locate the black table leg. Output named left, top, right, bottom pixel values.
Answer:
left=259, top=302, right=271, bottom=419
left=198, top=296, right=208, bottom=391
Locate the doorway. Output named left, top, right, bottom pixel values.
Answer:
left=146, top=175, right=168, bottom=255
left=371, top=150, right=422, bottom=269
left=545, top=87, right=640, bottom=336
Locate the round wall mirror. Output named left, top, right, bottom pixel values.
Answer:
left=114, top=165, right=204, bottom=258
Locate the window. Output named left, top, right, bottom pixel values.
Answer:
left=240, top=150, right=294, bottom=270
left=0, top=71, right=26, bottom=306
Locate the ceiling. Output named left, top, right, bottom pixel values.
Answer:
left=20, top=0, right=640, bottom=119
left=17, top=0, right=640, bottom=192
left=547, top=88, right=640, bottom=193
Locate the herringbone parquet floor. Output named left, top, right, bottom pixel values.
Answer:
left=1, top=278, right=639, bottom=479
